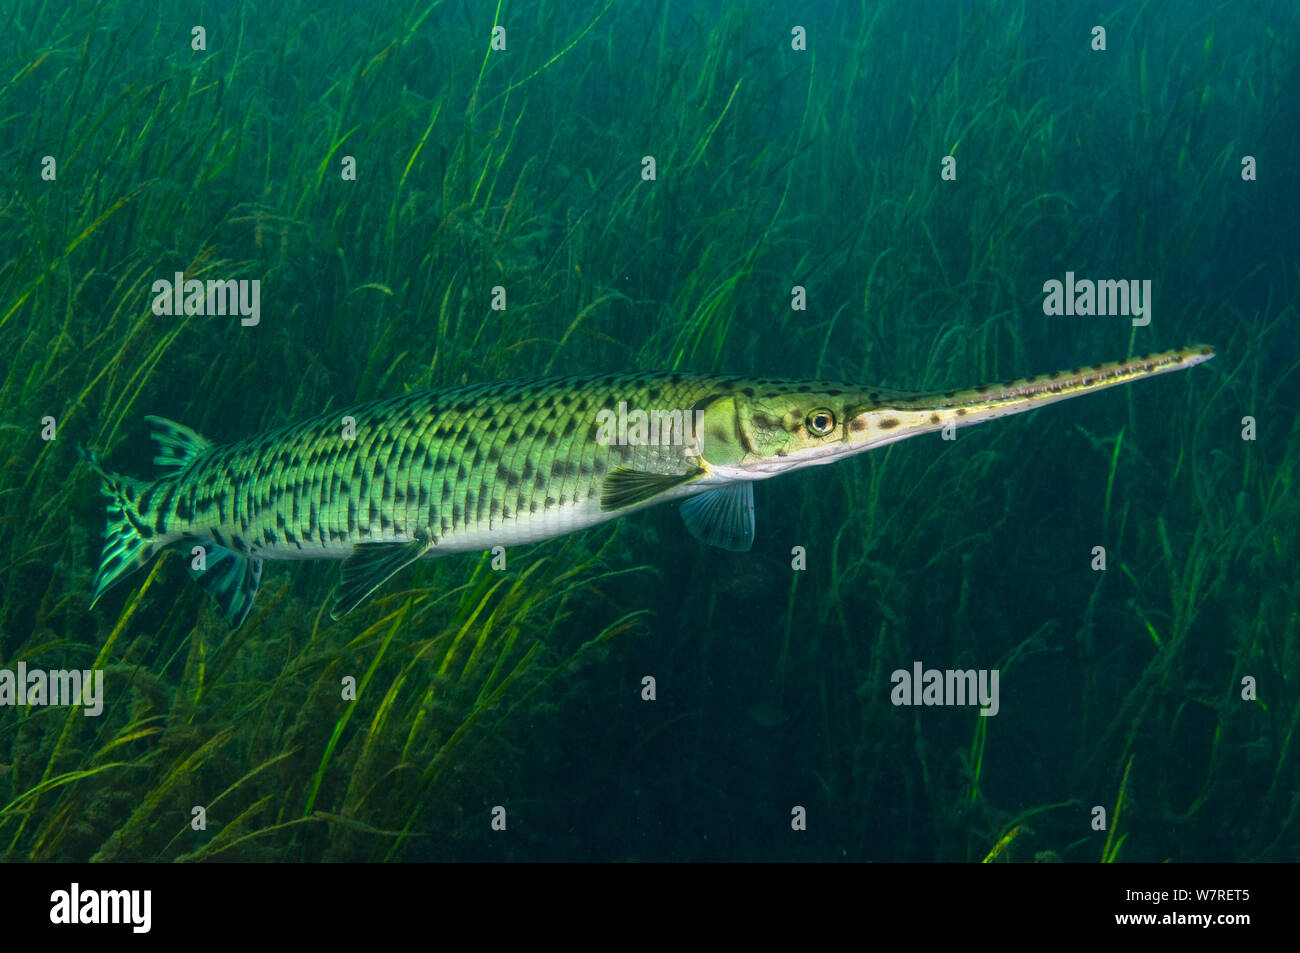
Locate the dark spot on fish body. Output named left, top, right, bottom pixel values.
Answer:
left=930, top=414, right=941, bottom=424
left=878, top=418, right=900, bottom=429
left=158, top=482, right=178, bottom=530
left=126, top=509, right=154, bottom=539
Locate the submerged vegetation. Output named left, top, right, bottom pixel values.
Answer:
left=1, top=0, right=1297, bottom=860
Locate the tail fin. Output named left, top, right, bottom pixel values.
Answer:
left=78, top=445, right=161, bottom=609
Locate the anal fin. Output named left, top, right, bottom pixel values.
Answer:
left=190, top=544, right=263, bottom=629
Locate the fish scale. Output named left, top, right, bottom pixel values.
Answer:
left=162, top=373, right=701, bottom=551
left=79, top=347, right=1214, bottom=628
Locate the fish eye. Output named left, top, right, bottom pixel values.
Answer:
left=806, top=408, right=836, bottom=436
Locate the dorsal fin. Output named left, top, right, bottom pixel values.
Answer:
left=144, top=415, right=213, bottom=477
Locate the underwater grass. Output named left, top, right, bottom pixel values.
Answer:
left=0, top=0, right=1296, bottom=861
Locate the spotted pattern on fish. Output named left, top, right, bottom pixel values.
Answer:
left=79, top=346, right=1215, bottom=627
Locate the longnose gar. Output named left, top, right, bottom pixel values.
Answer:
left=80, top=345, right=1214, bottom=627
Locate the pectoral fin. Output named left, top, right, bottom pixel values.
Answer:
left=679, top=482, right=755, bottom=551
left=600, top=466, right=705, bottom=511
